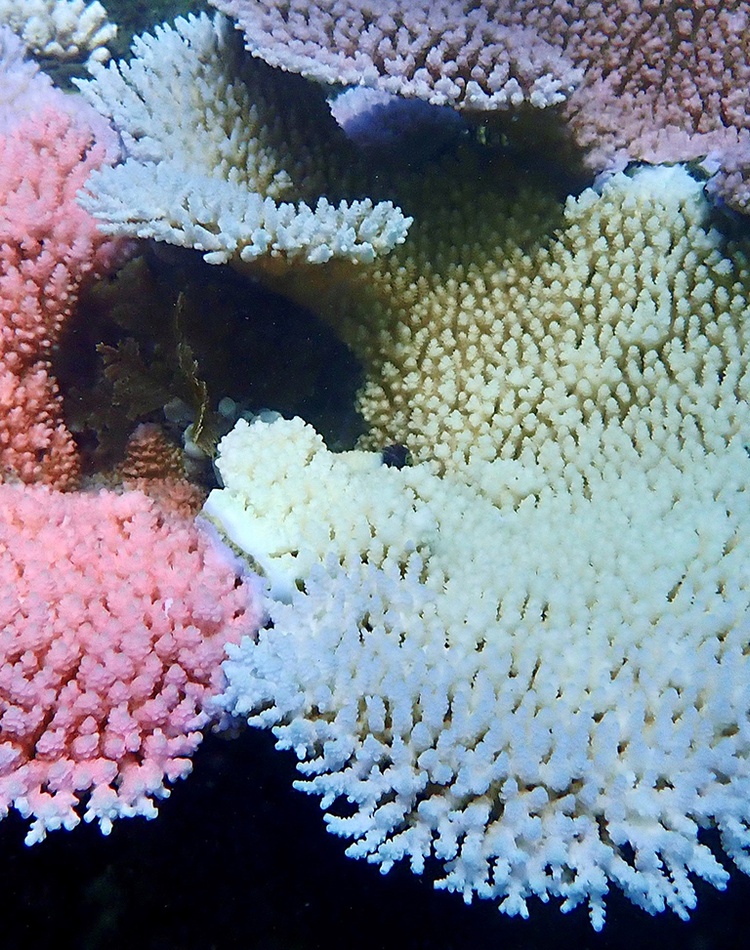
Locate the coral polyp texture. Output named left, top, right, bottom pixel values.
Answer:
left=208, top=0, right=581, bottom=110
left=0, top=27, right=126, bottom=488
left=0, top=484, right=262, bottom=845
left=208, top=397, right=750, bottom=931
left=0, top=0, right=116, bottom=64
left=4, top=0, right=750, bottom=937
left=75, top=14, right=411, bottom=265
left=210, top=0, right=750, bottom=212
left=254, top=162, right=750, bottom=473
left=205, top=159, right=750, bottom=931
left=119, top=423, right=206, bottom=519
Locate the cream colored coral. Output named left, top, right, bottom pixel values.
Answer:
left=0, top=0, right=115, bottom=62
left=264, top=161, right=750, bottom=474
left=203, top=165, right=750, bottom=926
left=203, top=416, right=439, bottom=601
left=76, top=14, right=411, bottom=265
left=207, top=411, right=750, bottom=930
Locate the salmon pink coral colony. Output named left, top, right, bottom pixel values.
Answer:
left=0, top=484, right=263, bottom=845
left=0, top=26, right=126, bottom=488
left=0, top=25, right=263, bottom=847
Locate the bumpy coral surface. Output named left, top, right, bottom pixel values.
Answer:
left=76, top=14, right=411, bottom=265
left=205, top=158, right=750, bottom=930
left=210, top=403, right=750, bottom=930
left=260, top=162, right=750, bottom=474
left=28, top=2, right=749, bottom=932
left=210, top=0, right=750, bottom=212
left=0, top=484, right=262, bottom=845
left=0, top=29, right=126, bottom=488
left=119, top=423, right=205, bottom=518
left=0, top=0, right=116, bottom=63
left=209, top=0, right=581, bottom=110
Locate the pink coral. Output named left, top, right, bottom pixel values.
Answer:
left=0, top=483, right=263, bottom=845
left=212, top=0, right=750, bottom=211
left=0, top=32, right=127, bottom=489
left=120, top=423, right=207, bottom=518
left=208, top=0, right=580, bottom=110
left=0, top=26, right=61, bottom=132
left=534, top=1, right=750, bottom=209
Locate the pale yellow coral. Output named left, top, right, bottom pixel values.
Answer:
left=207, top=408, right=750, bottom=930
left=257, top=157, right=750, bottom=475
left=201, top=125, right=750, bottom=931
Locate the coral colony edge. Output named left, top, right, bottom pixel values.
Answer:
left=1, top=0, right=750, bottom=942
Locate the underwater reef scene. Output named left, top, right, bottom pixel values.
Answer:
left=2, top=1, right=750, bottom=947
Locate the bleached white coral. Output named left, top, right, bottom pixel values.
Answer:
left=203, top=416, right=440, bottom=601
left=205, top=166, right=750, bottom=928
left=0, top=23, right=53, bottom=129
left=0, top=0, right=115, bottom=62
left=210, top=413, right=750, bottom=931
left=75, top=14, right=411, bottom=265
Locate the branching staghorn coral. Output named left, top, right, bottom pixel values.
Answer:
left=75, top=13, right=411, bottom=266
left=0, top=26, right=127, bottom=489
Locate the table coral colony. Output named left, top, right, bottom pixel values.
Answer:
left=1, top=0, right=750, bottom=936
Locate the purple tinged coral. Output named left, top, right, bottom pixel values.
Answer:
left=210, top=0, right=750, bottom=214
left=209, top=0, right=582, bottom=111
left=328, top=87, right=466, bottom=154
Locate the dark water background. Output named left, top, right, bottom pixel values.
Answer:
left=0, top=726, right=746, bottom=950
